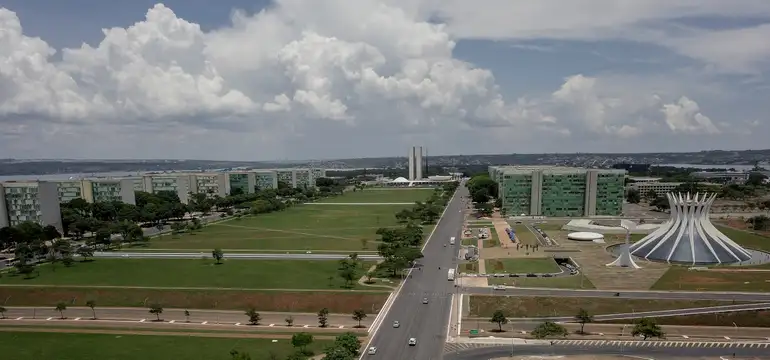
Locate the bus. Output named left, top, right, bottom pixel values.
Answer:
left=447, top=268, right=455, bottom=281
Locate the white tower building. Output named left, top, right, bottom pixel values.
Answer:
left=408, top=146, right=423, bottom=180
left=607, top=219, right=641, bottom=269
left=629, top=193, right=752, bottom=265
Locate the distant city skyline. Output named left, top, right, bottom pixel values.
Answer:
left=1, top=0, right=769, bottom=159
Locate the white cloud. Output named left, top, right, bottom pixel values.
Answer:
left=0, top=1, right=740, bottom=159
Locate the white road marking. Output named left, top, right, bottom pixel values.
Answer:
left=338, top=325, right=344, bottom=329
left=201, top=321, right=208, bottom=324
left=724, top=336, right=731, bottom=340
left=269, top=324, right=275, bottom=327
left=682, top=335, right=689, bottom=339
left=46, top=317, right=53, bottom=321
left=139, top=319, right=146, bottom=323
left=234, top=323, right=241, bottom=326
left=303, top=325, right=309, bottom=328
left=15, top=317, right=23, bottom=320
left=169, top=320, right=175, bottom=324
left=74, top=317, right=81, bottom=321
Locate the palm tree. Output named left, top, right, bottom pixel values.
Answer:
left=86, top=300, right=97, bottom=319
left=55, top=302, right=67, bottom=319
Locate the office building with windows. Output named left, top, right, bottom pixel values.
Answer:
left=190, top=173, right=227, bottom=197
left=142, top=175, right=193, bottom=204
left=0, top=181, right=63, bottom=230
left=254, top=170, right=278, bottom=190
left=408, top=146, right=423, bottom=180
left=82, top=179, right=137, bottom=204
left=489, top=166, right=626, bottom=217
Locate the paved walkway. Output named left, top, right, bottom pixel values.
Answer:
left=491, top=213, right=514, bottom=248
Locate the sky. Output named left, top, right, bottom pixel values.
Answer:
left=1, top=0, right=769, bottom=161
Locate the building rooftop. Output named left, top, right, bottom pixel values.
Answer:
left=490, top=165, right=625, bottom=175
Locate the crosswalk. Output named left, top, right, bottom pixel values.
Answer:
left=443, top=340, right=770, bottom=353
left=552, top=339, right=770, bottom=348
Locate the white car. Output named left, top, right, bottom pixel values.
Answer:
left=393, top=321, right=400, bottom=328
left=408, top=338, right=417, bottom=346
left=367, top=347, right=377, bottom=354
left=422, top=297, right=429, bottom=304
left=492, top=285, right=506, bottom=290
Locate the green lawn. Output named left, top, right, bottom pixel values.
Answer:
left=484, top=258, right=560, bottom=274
left=0, top=259, right=375, bottom=290
left=483, top=229, right=499, bottom=248
left=510, top=225, right=538, bottom=246
left=0, top=331, right=331, bottom=360
left=651, top=266, right=770, bottom=292
left=717, top=225, right=770, bottom=252
left=315, top=189, right=436, bottom=203
left=148, top=204, right=412, bottom=251
left=488, top=274, right=595, bottom=289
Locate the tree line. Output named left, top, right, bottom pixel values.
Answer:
left=375, top=182, right=458, bottom=277
left=488, top=307, right=665, bottom=340
left=467, top=174, right=500, bottom=216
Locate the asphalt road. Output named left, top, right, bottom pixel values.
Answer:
left=92, top=252, right=383, bottom=260
left=363, top=185, right=468, bottom=360
left=0, top=307, right=364, bottom=328
left=461, top=287, right=770, bottom=302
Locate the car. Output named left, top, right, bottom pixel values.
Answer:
left=393, top=321, right=400, bottom=328
left=422, top=297, right=429, bottom=304
left=408, top=338, right=417, bottom=346
left=367, top=347, right=377, bottom=355
left=492, top=285, right=505, bottom=290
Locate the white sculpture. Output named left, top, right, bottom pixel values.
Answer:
left=629, top=193, right=751, bottom=264
left=606, top=219, right=641, bottom=269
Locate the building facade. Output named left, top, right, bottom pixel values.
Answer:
left=190, top=173, right=227, bottom=197
left=0, top=181, right=63, bottom=230
left=56, top=180, right=84, bottom=203
left=82, top=179, right=137, bottom=204
left=408, top=146, right=423, bottom=180
left=142, top=175, right=193, bottom=204
left=254, top=170, right=278, bottom=190
left=490, top=166, right=625, bottom=217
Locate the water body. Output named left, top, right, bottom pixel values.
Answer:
left=660, top=164, right=756, bottom=172
left=0, top=171, right=147, bottom=182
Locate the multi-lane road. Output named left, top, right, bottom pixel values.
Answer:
left=361, top=184, right=468, bottom=359
left=444, top=343, right=770, bottom=359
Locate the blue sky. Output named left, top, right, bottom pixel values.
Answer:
left=1, top=0, right=769, bottom=160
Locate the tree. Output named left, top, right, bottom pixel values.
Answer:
left=489, top=309, right=508, bottom=332
left=149, top=303, right=163, bottom=321
left=632, top=318, right=665, bottom=340
left=212, top=248, right=224, bottom=264
left=626, top=189, right=641, bottom=204
left=318, top=307, right=330, bottom=327
left=184, top=309, right=190, bottom=322
left=285, top=315, right=294, bottom=326
left=747, top=215, right=770, bottom=231
left=245, top=307, right=261, bottom=325
left=574, top=308, right=593, bottom=334
left=337, top=257, right=359, bottom=288
left=229, top=350, right=252, bottom=360
left=42, top=225, right=62, bottom=241
left=651, top=196, right=670, bottom=211
left=471, top=188, right=490, bottom=204
left=531, top=321, right=568, bottom=339
left=76, top=246, right=94, bottom=262
left=645, top=189, right=658, bottom=201
left=332, top=332, right=361, bottom=357
left=55, top=302, right=67, bottom=319
left=0, top=306, right=6, bottom=319
left=322, top=346, right=355, bottom=360
left=352, top=309, right=367, bottom=328
left=291, top=332, right=314, bottom=355
left=86, top=300, right=97, bottom=319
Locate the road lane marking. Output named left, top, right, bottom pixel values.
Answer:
left=303, top=325, right=309, bottom=328
left=15, top=317, right=23, bottom=320
left=269, top=324, right=274, bottom=327
left=682, top=335, right=689, bottom=339
left=74, top=317, right=81, bottom=321
left=139, top=319, right=146, bottom=323
left=169, top=320, right=175, bottom=324
left=201, top=321, right=208, bottom=324
left=46, top=317, right=53, bottom=321
left=724, top=336, right=731, bottom=340
left=234, top=323, right=241, bottom=326
left=338, top=325, right=344, bottom=329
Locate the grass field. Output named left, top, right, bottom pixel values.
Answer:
left=483, top=229, right=499, bottom=248
left=467, top=296, right=741, bottom=317
left=717, top=225, right=770, bottom=252
left=0, top=331, right=332, bottom=360
left=0, top=286, right=388, bottom=312
left=488, top=274, right=595, bottom=289
left=147, top=204, right=411, bottom=251
left=459, top=262, right=478, bottom=273
left=651, top=266, right=770, bottom=292
left=511, top=225, right=539, bottom=246
left=0, top=259, right=376, bottom=290
left=314, top=188, right=435, bottom=203
left=484, top=258, right=560, bottom=273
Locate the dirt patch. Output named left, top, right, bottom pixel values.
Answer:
left=467, top=295, right=743, bottom=318
left=0, top=326, right=341, bottom=340
left=600, top=309, right=770, bottom=328
left=0, top=287, right=387, bottom=313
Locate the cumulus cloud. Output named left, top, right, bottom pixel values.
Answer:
left=0, top=1, right=731, bottom=159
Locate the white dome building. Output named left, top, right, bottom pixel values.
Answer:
left=629, top=193, right=751, bottom=265
left=567, top=232, right=604, bottom=241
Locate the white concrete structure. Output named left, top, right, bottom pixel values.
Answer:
left=563, top=219, right=660, bottom=234
left=567, top=232, right=604, bottom=241
left=408, top=146, right=423, bottom=180
left=629, top=193, right=752, bottom=264
left=607, top=220, right=641, bottom=269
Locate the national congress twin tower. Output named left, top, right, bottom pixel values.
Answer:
left=489, top=166, right=625, bottom=217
